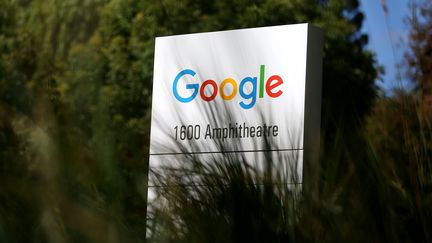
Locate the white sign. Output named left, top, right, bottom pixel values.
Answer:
left=149, top=24, right=323, bottom=187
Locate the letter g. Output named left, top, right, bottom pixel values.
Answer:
left=173, top=69, right=199, bottom=103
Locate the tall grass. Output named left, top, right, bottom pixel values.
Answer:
left=1, top=85, right=431, bottom=242
left=146, top=90, right=432, bottom=242
left=0, top=92, right=148, bottom=242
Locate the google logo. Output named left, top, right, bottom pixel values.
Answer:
left=172, top=65, right=284, bottom=109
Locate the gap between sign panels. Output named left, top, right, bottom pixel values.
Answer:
left=150, top=148, right=303, bottom=156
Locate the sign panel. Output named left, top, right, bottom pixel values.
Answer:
left=149, top=24, right=323, bottom=188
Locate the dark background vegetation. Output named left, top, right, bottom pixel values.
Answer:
left=0, top=0, right=431, bottom=242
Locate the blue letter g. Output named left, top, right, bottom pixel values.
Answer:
left=173, top=69, right=199, bottom=103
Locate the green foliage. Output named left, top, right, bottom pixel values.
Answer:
left=406, top=1, right=432, bottom=115
left=366, top=91, right=432, bottom=242
left=406, top=1, right=432, bottom=86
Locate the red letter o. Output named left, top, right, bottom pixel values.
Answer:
left=200, top=80, right=218, bottom=101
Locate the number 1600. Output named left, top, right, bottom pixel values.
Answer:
left=174, top=125, right=200, bottom=140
